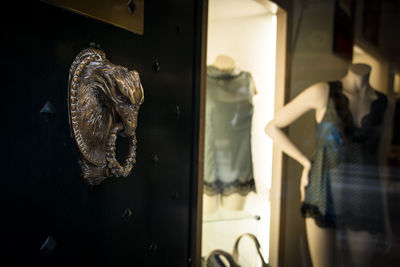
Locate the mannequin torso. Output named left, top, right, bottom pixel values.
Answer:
left=340, top=64, right=378, bottom=128
left=213, top=54, right=237, bottom=73
left=265, top=63, right=394, bottom=267
left=203, top=55, right=251, bottom=213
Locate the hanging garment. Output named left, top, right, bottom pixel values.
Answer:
left=204, top=66, right=256, bottom=196
left=301, top=81, right=388, bottom=234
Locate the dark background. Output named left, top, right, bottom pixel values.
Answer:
left=0, top=1, right=202, bottom=266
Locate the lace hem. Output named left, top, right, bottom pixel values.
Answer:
left=204, top=179, right=256, bottom=196
left=301, top=203, right=336, bottom=228
left=301, top=202, right=383, bottom=235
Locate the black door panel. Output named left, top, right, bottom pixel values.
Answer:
left=0, top=1, right=201, bottom=266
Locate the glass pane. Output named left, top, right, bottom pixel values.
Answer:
left=202, top=0, right=400, bottom=267
left=262, top=1, right=400, bottom=267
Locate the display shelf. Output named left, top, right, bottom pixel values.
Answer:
left=203, top=208, right=261, bottom=223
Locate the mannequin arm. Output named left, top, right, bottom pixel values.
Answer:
left=265, top=82, right=328, bottom=200
left=265, top=82, right=329, bottom=168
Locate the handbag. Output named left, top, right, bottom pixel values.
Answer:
left=205, top=233, right=268, bottom=267
left=206, top=249, right=240, bottom=267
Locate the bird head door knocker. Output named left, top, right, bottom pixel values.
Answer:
left=68, top=48, right=144, bottom=185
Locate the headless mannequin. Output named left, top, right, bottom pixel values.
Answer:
left=203, top=55, right=251, bottom=214
left=213, top=54, right=237, bottom=73
left=265, top=63, right=393, bottom=267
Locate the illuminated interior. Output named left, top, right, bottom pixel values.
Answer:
left=202, top=0, right=280, bottom=265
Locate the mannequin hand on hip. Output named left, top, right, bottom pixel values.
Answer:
left=300, top=162, right=311, bottom=202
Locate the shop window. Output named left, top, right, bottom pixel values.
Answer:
left=201, top=0, right=287, bottom=266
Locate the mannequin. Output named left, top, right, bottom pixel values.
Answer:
left=213, top=54, right=237, bottom=73
left=265, top=63, right=394, bottom=267
left=203, top=54, right=256, bottom=214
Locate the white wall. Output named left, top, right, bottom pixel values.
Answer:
left=203, top=0, right=277, bottom=265
left=353, top=45, right=389, bottom=94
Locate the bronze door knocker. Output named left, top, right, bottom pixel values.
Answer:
left=68, top=48, right=144, bottom=185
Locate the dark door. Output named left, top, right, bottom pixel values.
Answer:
left=0, top=1, right=204, bottom=266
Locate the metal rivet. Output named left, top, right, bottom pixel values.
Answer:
left=89, top=42, right=101, bottom=49
left=127, top=0, right=136, bottom=15
left=174, top=105, right=180, bottom=117
left=153, top=59, right=160, bottom=72
left=40, top=101, right=56, bottom=122
left=148, top=241, right=158, bottom=253
left=171, top=192, right=179, bottom=200
left=151, top=153, right=159, bottom=163
left=40, top=101, right=56, bottom=116
left=122, top=208, right=133, bottom=221
left=40, top=236, right=57, bottom=256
